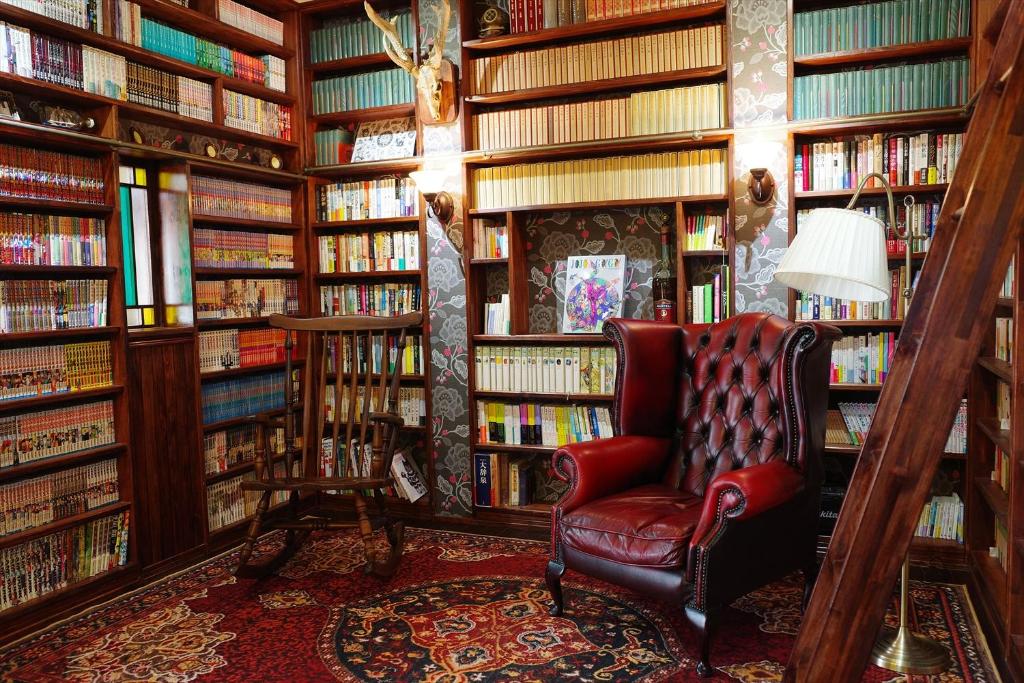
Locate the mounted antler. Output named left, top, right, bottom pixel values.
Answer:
left=364, top=0, right=455, bottom=123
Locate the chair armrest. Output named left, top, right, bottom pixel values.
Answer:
left=689, top=460, right=805, bottom=552
left=551, top=436, right=673, bottom=516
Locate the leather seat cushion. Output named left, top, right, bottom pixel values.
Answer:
left=560, top=484, right=703, bottom=569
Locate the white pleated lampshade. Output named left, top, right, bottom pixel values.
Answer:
left=775, top=207, right=891, bottom=302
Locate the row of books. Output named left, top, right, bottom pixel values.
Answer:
left=469, top=24, right=723, bottom=95
left=682, top=213, right=724, bottom=251
left=795, top=133, right=963, bottom=192
left=218, top=0, right=283, bottom=46
left=688, top=269, right=728, bottom=324
left=477, top=401, right=613, bottom=446
left=0, top=214, right=106, bottom=267
left=317, top=231, right=420, bottom=274
left=0, top=400, right=115, bottom=468
left=115, top=3, right=286, bottom=91
left=995, top=317, right=1012, bottom=364
left=223, top=89, right=292, bottom=140
left=190, top=176, right=293, bottom=224
left=483, top=295, right=511, bottom=335
left=826, top=400, right=966, bottom=452
left=0, top=458, right=118, bottom=537
left=472, top=83, right=726, bottom=151
left=793, top=58, right=970, bottom=120
left=200, top=371, right=285, bottom=424
left=472, top=149, right=728, bottom=209
left=1001, top=258, right=1014, bottom=298
left=197, top=327, right=290, bottom=374
left=319, top=283, right=421, bottom=318
left=830, top=332, right=896, bottom=385
left=834, top=402, right=874, bottom=446
left=193, top=228, right=294, bottom=270
left=203, top=423, right=283, bottom=475
left=993, top=448, right=1011, bottom=493
left=0, top=23, right=216, bottom=121
left=473, top=452, right=533, bottom=508
left=0, top=340, right=112, bottom=402
left=915, top=493, right=964, bottom=544
left=0, top=280, right=108, bottom=333
left=794, top=265, right=917, bottom=322
left=311, top=68, right=414, bottom=115
left=793, top=0, right=971, bottom=56
left=315, top=177, right=418, bottom=223
left=316, top=437, right=428, bottom=503
left=388, top=450, right=428, bottom=503
left=946, top=398, right=967, bottom=454
left=798, top=201, right=941, bottom=255
left=312, top=128, right=354, bottom=167
left=471, top=219, right=508, bottom=259
left=474, top=346, right=616, bottom=395
left=993, top=518, right=1009, bottom=572
left=1, top=0, right=103, bottom=31
left=0, top=143, right=104, bottom=205
left=194, top=279, right=300, bottom=321
left=0, top=509, right=129, bottom=612
left=997, top=381, right=1011, bottom=430
left=501, top=0, right=712, bottom=33
left=308, top=10, right=412, bottom=64
left=326, top=333, right=425, bottom=377
left=323, top=386, right=426, bottom=427
left=206, top=464, right=293, bottom=531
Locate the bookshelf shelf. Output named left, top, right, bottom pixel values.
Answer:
left=829, top=383, right=884, bottom=391
left=474, top=443, right=557, bottom=455
left=193, top=267, right=303, bottom=278
left=316, top=269, right=421, bottom=280
left=473, top=334, right=609, bottom=344
left=977, top=416, right=1012, bottom=452
left=996, top=297, right=1015, bottom=311
left=0, top=501, right=131, bottom=552
left=0, top=561, right=138, bottom=625
left=461, top=1, right=726, bottom=52
left=190, top=215, right=303, bottom=231
left=974, top=476, right=1010, bottom=525
left=475, top=503, right=551, bottom=517
left=469, top=195, right=729, bottom=215
left=0, top=196, right=113, bottom=215
left=309, top=52, right=394, bottom=74
left=824, top=444, right=862, bottom=455
left=310, top=103, right=417, bottom=126
left=805, top=319, right=905, bottom=328
left=683, top=249, right=729, bottom=257
left=312, top=216, right=421, bottom=230
left=201, top=362, right=291, bottom=381
left=466, top=65, right=728, bottom=106
left=205, top=454, right=286, bottom=484
left=468, top=130, right=731, bottom=163
left=469, top=257, right=510, bottom=265
left=0, top=443, right=128, bottom=484
left=0, top=385, right=124, bottom=415
left=789, top=108, right=969, bottom=137
left=793, top=37, right=973, bottom=69
left=0, top=265, right=118, bottom=277
left=474, top=390, right=614, bottom=402
left=0, top=327, right=122, bottom=344
left=794, top=184, right=949, bottom=200
left=978, top=356, right=1013, bottom=383
left=972, top=550, right=1007, bottom=605
left=197, top=316, right=277, bottom=329
left=132, top=0, right=293, bottom=58
left=305, top=158, right=422, bottom=177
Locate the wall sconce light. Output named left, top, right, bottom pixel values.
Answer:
left=748, top=168, right=776, bottom=205
left=409, top=169, right=454, bottom=224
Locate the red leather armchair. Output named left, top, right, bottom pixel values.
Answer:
left=546, top=313, right=840, bottom=676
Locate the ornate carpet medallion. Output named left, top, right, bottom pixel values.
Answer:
left=320, top=577, right=686, bottom=682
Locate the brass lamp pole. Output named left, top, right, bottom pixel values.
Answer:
left=846, top=173, right=951, bottom=675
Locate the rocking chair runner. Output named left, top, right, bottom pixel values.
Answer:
left=234, top=311, right=423, bottom=579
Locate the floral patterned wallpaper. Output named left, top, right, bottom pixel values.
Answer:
left=730, top=0, right=791, bottom=316
left=524, top=208, right=666, bottom=333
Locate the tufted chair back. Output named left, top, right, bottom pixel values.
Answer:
left=604, top=313, right=827, bottom=499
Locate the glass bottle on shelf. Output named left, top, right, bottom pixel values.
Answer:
left=653, top=225, right=677, bottom=323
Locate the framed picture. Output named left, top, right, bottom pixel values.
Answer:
left=351, top=117, right=417, bottom=162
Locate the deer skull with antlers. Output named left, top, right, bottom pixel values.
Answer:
left=364, top=0, right=454, bottom=123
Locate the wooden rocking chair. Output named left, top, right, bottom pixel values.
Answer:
left=234, top=311, right=423, bottom=579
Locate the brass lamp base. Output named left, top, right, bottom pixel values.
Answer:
left=872, top=625, right=951, bottom=674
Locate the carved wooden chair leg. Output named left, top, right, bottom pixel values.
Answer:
left=352, top=492, right=379, bottom=572
left=235, top=490, right=272, bottom=577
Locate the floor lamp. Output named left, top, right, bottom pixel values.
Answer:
left=774, top=172, right=951, bottom=675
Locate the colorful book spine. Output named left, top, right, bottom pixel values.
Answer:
left=829, top=332, right=897, bottom=384
left=470, top=24, right=723, bottom=95
left=474, top=346, right=616, bottom=395
left=193, top=228, right=294, bottom=269
left=223, top=90, right=292, bottom=140
left=683, top=213, right=726, bottom=251
left=0, top=340, right=113, bottom=401
left=1, top=0, right=104, bottom=31
left=503, top=0, right=708, bottom=33
left=0, top=214, right=106, bottom=266
left=793, top=58, right=970, bottom=119
left=687, top=266, right=729, bottom=324
left=316, top=177, right=418, bottom=222
left=472, top=452, right=533, bottom=508
left=0, top=144, right=104, bottom=205
left=313, top=129, right=354, bottom=166
left=476, top=401, right=613, bottom=446
left=472, top=149, right=727, bottom=209
left=198, top=328, right=295, bottom=374
left=311, top=68, right=415, bottom=114
left=194, top=279, right=299, bottom=321
left=0, top=509, right=130, bottom=611
left=190, top=176, right=293, bottom=223
left=798, top=200, right=942, bottom=254
left=318, top=283, right=421, bottom=317
left=795, top=265, right=917, bottom=321
left=471, top=219, right=508, bottom=259
left=915, top=493, right=964, bottom=544
left=309, top=10, right=413, bottom=63
left=0, top=400, right=117, bottom=468
left=323, top=385, right=425, bottom=427
left=0, top=458, right=119, bottom=536
left=218, top=0, right=284, bottom=46
left=200, top=371, right=287, bottom=424
left=206, top=461, right=296, bottom=530
left=0, top=280, right=108, bottom=332
left=317, top=231, right=419, bottom=273
left=325, top=333, right=424, bottom=376
left=203, top=422, right=287, bottom=474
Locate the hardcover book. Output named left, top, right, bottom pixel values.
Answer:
left=561, top=254, right=626, bottom=334
left=351, top=117, right=417, bottom=162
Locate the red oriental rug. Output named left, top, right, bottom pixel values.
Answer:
left=0, top=528, right=999, bottom=682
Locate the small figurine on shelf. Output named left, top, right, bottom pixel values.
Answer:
left=477, top=0, right=509, bottom=37
left=30, top=101, right=94, bottom=131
